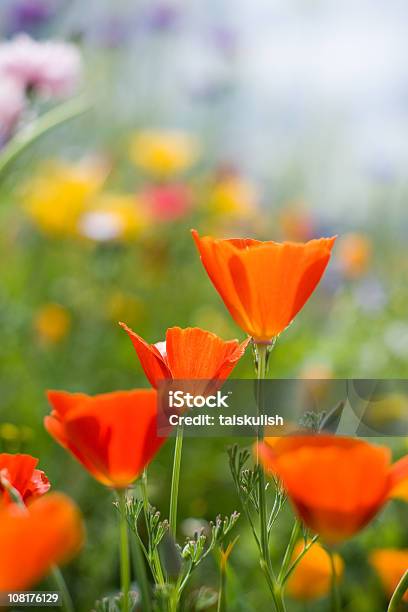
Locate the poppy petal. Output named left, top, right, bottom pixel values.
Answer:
left=0, top=493, right=84, bottom=591
left=165, top=326, right=248, bottom=379
left=119, top=322, right=171, bottom=387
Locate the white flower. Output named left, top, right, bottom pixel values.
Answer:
left=0, top=34, right=82, bottom=97
left=78, top=211, right=123, bottom=242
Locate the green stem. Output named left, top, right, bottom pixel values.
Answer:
left=130, top=530, right=152, bottom=612
left=51, top=566, right=74, bottom=612
left=255, top=342, right=285, bottom=612
left=282, top=535, right=319, bottom=584
left=387, top=570, right=408, bottom=612
left=117, top=490, right=131, bottom=612
left=141, top=470, right=166, bottom=585
left=217, top=568, right=227, bottom=612
left=277, top=520, right=302, bottom=583
left=255, top=343, right=270, bottom=567
left=329, top=549, right=341, bottom=612
left=169, top=425, right=184, bottom=539
left=0, top=94, right=91, bottom=180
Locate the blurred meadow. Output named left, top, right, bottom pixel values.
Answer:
left=1, top=0, right=408, bottom=610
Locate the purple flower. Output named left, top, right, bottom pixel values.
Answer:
left=0, top=34, right=82, bottom=98
left=143, top=3, right=180, bottom=32
left=6, top=0, right=56, bottom=35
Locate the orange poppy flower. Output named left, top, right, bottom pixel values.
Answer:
left=0, top=453, right=50, bottom=506
left=120, top=323, right=249, bottom=388
left=192, top=230, right=336, bottom=341
left=369, top=549, right=408, bottom=602
left=0, top=493, right=83, bottom=591
left=45, top=389, right=166, bottom=488
left=286, top=540, right=344, bottom=601
left=258, top=435, right=408, bottom=545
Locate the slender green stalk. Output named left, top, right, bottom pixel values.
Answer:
left=130, top=531, right=152, bottom=612
left=329, top=549, right=341, bottom=612
left=169, top=425, right=184, bottom=539
left=255, top=343, right=270, bottom=567
left=51, top=566, right=74, bottom=612
left=387, top=570, right=408, bottom=612
left=117, top=490, right=131, bottom=612
left=255, top=342, right=285, bottom=612
left=277, top=520, right=302, bottom=583
left=141, top=470, right=166, bottom=585
left=282, top=535, right=319, bottom=584
left=217, top=567, right=227, bottom=612
left=0, top=94, right=91, bottom=179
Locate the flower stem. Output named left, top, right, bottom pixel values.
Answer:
left=130, top=528, right=152, bottom=612
left=277, top=520, right=302, bottom=583
left=169, top=425, right=184, bottom=539
left=255, top=342, right=285, bottom=612
left=141, top=470, right=166, bottom=585
left=117, top=490, right=131, bottom=612
left=0, top=94, right=91, bottom=180
left=329, top=549, right=341, bottom=612
left=387, top=570, right=408, bottom=612
left=51, top=566, right=74, bottom=612
left=217, top=567, right=227, bottom=612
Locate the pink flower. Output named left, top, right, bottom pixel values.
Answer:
left=0, top=76, right=25, bottom=142
left=142, top=183, right=193, bottom=221
left=0, top=35, right=82, bottom=97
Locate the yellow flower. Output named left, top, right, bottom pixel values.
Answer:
left=34, top=303, right=71, bottom=344
left=286, top=541, right=344, bottom=601
left=23, top=159, right=106, bottom=237
left=370, top=549, right=408, bottom=602
left=78, top=193, right=148, bottom=242
left=209, top=176, right=258, bottom=218
left=129, top=129, right=198, bottom=177
left=0, top=423, right=20, bottom=442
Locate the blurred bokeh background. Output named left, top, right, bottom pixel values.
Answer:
left=0, top=0, right=407, bottom=610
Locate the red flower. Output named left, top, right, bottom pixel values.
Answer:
left=45, top=389, right=166, bottom=488
left=192, top=230, right=336, bottom=341
left=142, top=183, right=193, bottom=221
left=0, top=493, right=83, bottom=591
left=120, top=323, right=249, bottom=388
left=0, top=453, right=50, bottom=506
left=258, top=435, right=408, bottom=544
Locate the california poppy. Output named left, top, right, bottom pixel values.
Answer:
left=120, top=323, right=249, bottom=388
left=0, top=453, right=50, bottom=505
left=286, top=541, right=344, bottom=601
left=258, top=435, right=408, bottom=544
left=0, top=493, right=83, bottom=591
left=192, top=230, right=336, bottom=341
left=369, top=549, right=408, bottom=602
left=45, top=389, right=166, bottom=488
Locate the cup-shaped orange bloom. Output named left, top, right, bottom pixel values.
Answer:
left=370, top=549, right=408, bottom=602
left=258, top=435, right=408, bottom=545
left=192, top=230, right=336, bottom=341
left=120, top=323, right=249, bottom=388
left=0, top=453, right=50, bottom=505
left=286, top=541, right=344, bottom=601
left=0, top=493, right=83, bottom=591
left=45, top=389, right=166, bottom=488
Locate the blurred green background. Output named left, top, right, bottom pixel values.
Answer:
left=1, top=0, right=408, bottom=610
